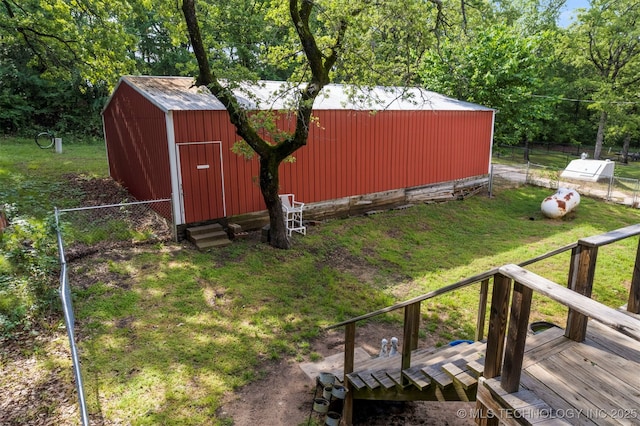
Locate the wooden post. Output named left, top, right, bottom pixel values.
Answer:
left=628, top=238, right=640, bottom=314
left=475, top=279, right=490, bottom=341
left=501, top=282, right=533, bottom=393
left=401, top=302, right=421, bottom=386
left=483, top=273, right=511, bottom=379
left=477, top=277, right=507, bottom=426
left=342, top=322, right=355, bottom=426
left=566, top=243, right=597, bottom=341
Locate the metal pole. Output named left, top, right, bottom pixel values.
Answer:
left=55, top=208, right=90, bottom=426
left=488, top=164, right=494, bottom=197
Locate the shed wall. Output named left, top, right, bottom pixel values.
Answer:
left=103, top=83, right=172, bottom=201
left=172, top=108, right=493, bottom=219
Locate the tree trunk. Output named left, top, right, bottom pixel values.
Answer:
left=523, top=135, right=530, bottom=162
left=594, top=110, right=607, bottom=160
left=260, top=156, right=290, bottom=249
left=622, top=133, right=631, bottom=164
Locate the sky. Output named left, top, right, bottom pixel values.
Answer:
left=558, top=0, right=591, bottom=27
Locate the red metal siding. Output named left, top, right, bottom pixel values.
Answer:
left=278, top=109, right=493, bottom=204
left=173, top=110, right=264, bottom=218
left=177, top=108, right=494, bottom=219
left=109, top=84, right=493, bottom=223
left=103, top=83, right=172, bottom=202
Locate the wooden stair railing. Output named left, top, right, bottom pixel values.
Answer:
left=477, top=263, right=640, bottom=425
left=325, top=224, right=640, bottom=425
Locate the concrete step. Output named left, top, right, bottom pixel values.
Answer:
left=186, top=223, right=231, bottom=250
left=187, top=223, right=224, bottom=238
left=195, top=238, right=232, bottom=249
left=189, top=230, right=228, bottom=243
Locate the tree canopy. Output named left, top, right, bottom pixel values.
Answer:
left=1, top=0, right=639, bottom=157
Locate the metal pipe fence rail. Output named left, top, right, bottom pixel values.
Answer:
left=54, top=198, right=172, bottom=426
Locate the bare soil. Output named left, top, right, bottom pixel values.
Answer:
left=219, top=322, right=477, bottom=425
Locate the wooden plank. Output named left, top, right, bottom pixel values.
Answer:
left=346, top=372, right=367, bottom=390
left=428, top=358, right=470, bottom=388
left=536, top=353, right=632, bottom=426
left=558, top=349, right=640, bottom=416
left=519, top=373, right=599, bottom=426
left=521, top=335, right=575, bottom=369
left=480, top=377, right=571, bottom=425
left=572, top=339, right=640, bottom=389
left=502, top=281, right=533, bottom=392
left=441, top=361, right=478, bottom=389
left=467, top=359, right=485, bottom=376
left=358, top=370, right=381, bottom=390
left=484, top=273, right=512, bottom=378
left=371, top=369, right=398, bottom=390
left=525, top=362, right=622, bottom=426
left=585, top=320, right=640, bottom=361
left=499, top=264, right=640, bottom=342
left=401, top=367, right=430, bottom=390
left=578, top=223, right=640, bottom=247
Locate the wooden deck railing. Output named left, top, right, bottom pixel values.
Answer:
left=486, top=264, right=640, bottom=394
left=326, top=224, right=640, bottom=425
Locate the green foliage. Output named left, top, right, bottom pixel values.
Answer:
left=0, top=139, right=108, bottom=336
left=0, top=211, right=58, bottom=336
left=564, top=0, right=640, bottom=153
left=419, top=24, right=558, bottom=145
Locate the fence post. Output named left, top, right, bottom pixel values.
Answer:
left=401, top=302, right=421, bottom=386
left=343, top=322, right=355, bottom=426
left=566, top=242, right=598, bottom=341
left=501, top=281, right=533, bottom=393
left=488, top=164, right=494, bottom=198
left=483, top=273, right=511, bottom=379
left=475, top=278, right=490, bottom=341
left=607, top=173, right=614, bottom=201
left=628, top=238, right=640, bottom=314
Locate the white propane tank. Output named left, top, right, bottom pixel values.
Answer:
left=541, top=188, right=580, bottom=219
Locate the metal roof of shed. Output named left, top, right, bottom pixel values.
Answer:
left=115, top=75, right=493, bottom=113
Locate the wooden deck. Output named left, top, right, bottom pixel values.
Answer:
left=327, top=224, right=640, bottom=425
left=478, top=320, right=640, bottom=425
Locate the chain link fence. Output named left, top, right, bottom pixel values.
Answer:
left=490, top=163, right=640, bottom=208
left=55, top=198, right=173, bottom=425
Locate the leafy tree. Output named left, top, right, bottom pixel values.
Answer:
left=0, top=0, right=138, bottom=135
left=181, top=0, right=453, bottom=249
left=182, top=0, right=352, bottom=249
left=419, top=24, right=558, bottom=151
left=569, top=0, right=640, bottom=159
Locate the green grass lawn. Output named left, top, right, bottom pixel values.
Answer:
left=0, top=137, right=108, bottom=218
left=3, top=139, right=640, bottom=424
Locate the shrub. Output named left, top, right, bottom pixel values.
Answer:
left=0, top=210, right=59, bottom=337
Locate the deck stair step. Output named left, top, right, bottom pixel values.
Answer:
left=186, top=223, right=231, bottom=250
left=343, top=340, right=486, bottom=399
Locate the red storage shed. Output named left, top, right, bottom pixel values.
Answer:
left=102, top=76, right=495, bottom=228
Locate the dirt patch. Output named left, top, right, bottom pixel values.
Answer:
left=219, top=323, right=477, bottom=425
